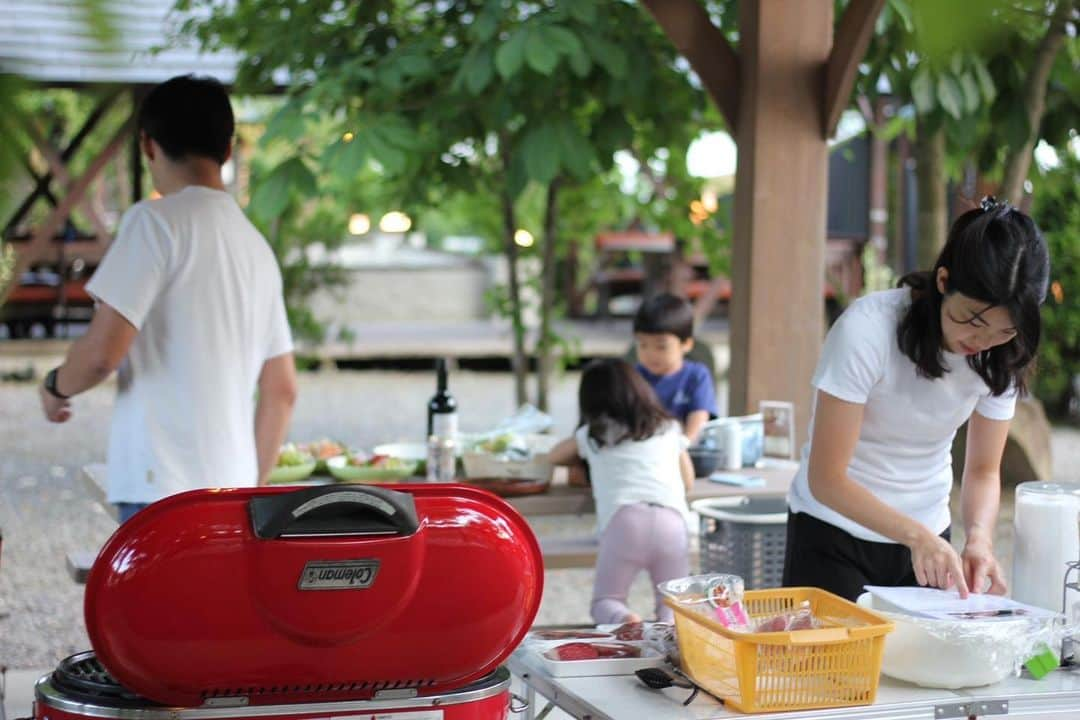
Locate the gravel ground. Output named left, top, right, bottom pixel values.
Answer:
left=1, top=368, right=1078, bottom=670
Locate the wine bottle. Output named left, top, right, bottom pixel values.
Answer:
left=427, top=358, right=458, bottom=438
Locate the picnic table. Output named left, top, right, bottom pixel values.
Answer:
left=73, top=462, right=797, bottom=578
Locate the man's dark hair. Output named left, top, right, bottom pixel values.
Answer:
left=633, top=292, right=694, bottom=341
left=897, top=201, right=1050, bottom=396
left=578, top=359, right=672, bottom=447
left=138, top=75, right=234, bottom=164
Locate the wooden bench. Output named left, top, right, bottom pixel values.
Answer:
left=66, top=550, right=98, bottom=584
left=540, top=536, right=599, bottom=570
left=68, top=464, right=116, bottom=583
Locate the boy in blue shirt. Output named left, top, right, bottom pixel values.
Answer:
left=633, top=293, right=718, bottom=444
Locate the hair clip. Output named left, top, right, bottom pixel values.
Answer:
left=980, top=195, right=1009, bottom=214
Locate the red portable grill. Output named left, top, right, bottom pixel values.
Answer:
left=33, top=483, right=543, bottom=720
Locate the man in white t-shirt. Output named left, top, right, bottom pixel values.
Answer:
left=39, top=75, right=297, bottom=522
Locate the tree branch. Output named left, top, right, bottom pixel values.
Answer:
left=824, top=0, right=886, bottom=138
left=640, top=0, right=740, bottom=131
left=1000, top=0, right=1075, bottom=204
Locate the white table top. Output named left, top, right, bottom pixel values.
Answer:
left=508, top=647, right=1080, bottom=719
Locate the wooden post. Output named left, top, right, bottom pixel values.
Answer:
left=728, top=0, right=833, bottom=443
left=131, top=87, right=146, bottom=203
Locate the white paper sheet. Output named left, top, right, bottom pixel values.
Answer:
left=864, top=585, right=1062, bottom=622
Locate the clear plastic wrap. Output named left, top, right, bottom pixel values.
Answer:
left=751, top=600, right=823, bottom=633
left=857, top=592, right=1077, bottom=689
left=657, top=573, right=748, bottom=627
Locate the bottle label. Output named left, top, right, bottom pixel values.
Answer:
left=432, top=412, right=458, bottom=438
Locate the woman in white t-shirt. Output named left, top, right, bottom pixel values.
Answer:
left=549, top=359, right=695, bottom=624
left=785, top=197, right=1051, bottom=601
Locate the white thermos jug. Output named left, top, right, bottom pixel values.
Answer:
left=1012, top=481, right=1080, bottom=612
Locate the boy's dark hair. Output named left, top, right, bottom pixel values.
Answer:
left=138, top=75, right=234, bottom=164
left=897, top=199, right=1050, bottom=396
left=633, top=293, right=694, bottom=341
left=578, top=358, right=672, bottom=447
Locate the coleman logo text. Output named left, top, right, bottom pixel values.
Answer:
left=299, top=560, right=380, bottom=590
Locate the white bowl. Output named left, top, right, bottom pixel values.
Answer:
left=372, top=442, right=429, bottom=462
left=856, top=592, right=1035, bottom=689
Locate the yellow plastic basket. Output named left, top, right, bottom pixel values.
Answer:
left=665, top=587, right=894, bottom=714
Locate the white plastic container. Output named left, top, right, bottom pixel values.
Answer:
left=722, top=421, right=742, bottom=470
left=1012, top=481, right=1080, bottom=612
left=856, top=593, right=1035, bottom=689
left=534, top=641, right=664, bottom=677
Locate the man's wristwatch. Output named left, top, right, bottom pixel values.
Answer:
left=44, top=367, right=70, bottom=399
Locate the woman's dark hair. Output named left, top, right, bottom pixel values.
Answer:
left=578, top=358, right=672, bottom=447
left=897, top=198, right=1050, bottom=395
left=138, top=74, right=234, bottom=164
left=633, top=293, right=694, bottom=341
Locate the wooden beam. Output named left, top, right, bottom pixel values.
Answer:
left=3, top=89, right=121, bottom=237
left=5, top=239, right=107, bottom=267
left=1, top=114, right=134, bottom=306
left=17, top=157, right=60, bottom=208
left=823, top=0, right=886, bottom=138
left=640, top=0, right=740, bottom=131
left=23, top=121, right=113, bottom=243
left=130, top=86, right=148, bottom=203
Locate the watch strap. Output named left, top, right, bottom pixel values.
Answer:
left=44, top=367, right=70, bottom=400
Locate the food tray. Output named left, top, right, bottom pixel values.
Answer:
left=525, top=628, right=615, bottom=643
left=535, top=641, right=664, bottom=677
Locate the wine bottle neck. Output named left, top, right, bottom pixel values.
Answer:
left=436, top=359, right=448, bottom=393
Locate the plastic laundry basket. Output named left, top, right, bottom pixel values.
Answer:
left=692, top=496, right=788, bottom=589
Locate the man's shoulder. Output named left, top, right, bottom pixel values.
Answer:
left=117, top=199, right=170, bottom=234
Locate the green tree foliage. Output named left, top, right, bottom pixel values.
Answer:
left=1031, top=149, right=1080, bottom=419
left=178, top=0, right=718, bottom=404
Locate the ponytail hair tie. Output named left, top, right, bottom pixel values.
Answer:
left=980, top=195, right=1010, bottom=215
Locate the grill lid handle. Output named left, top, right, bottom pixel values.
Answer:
left=249, top=486, right=420, bottom=539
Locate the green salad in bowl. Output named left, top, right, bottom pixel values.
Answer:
left=326, top=451, right=418, bottom=483
left=268, top=443, right=317, bottom=483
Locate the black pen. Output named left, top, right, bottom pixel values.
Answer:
left=946, top=609, right=1028, bottom=619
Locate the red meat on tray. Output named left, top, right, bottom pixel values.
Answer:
left=532, top=630, right=611, bottom=640
left=612, top=622, right=644, bottom=641
left=544, top=642, right=642, bottom=661
left=546, top=643, right=600, bottom=661
left=593, top=643, right=642, bottom=659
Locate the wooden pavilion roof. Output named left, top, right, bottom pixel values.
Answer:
left=0, top=0, right=240, bottom=85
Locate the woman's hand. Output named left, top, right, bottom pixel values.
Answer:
left=961, top=531, right=1007, bottom=595
left=908, top=529, right=970, bottom=598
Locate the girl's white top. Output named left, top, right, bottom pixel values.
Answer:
left=575, top=420, right=691, bottom=534
left=787, top=288, right=1016, bottom=542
